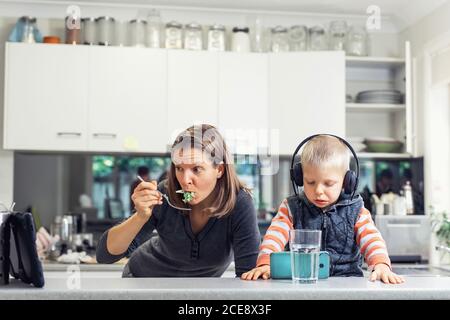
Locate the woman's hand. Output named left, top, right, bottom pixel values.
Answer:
left=131, top=180, right=163, bottom=219
left=240, top=265, right=271, bottom=281
left=370, top=263, right=405, bottom=284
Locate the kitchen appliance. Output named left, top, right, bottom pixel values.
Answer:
left=375, top=215, right=430, bottom=263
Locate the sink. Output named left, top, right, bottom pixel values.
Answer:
left=391, top=265, right=450, bottom=277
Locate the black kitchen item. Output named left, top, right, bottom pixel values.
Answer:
left=0, top=211, right=44, bottom=288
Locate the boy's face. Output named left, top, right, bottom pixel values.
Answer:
left=302, top=163, right=345, bottom=209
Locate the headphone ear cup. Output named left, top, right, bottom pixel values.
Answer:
left=293, top=162, right=303, bottom=187
left=343, top=170, right=357, bottom=195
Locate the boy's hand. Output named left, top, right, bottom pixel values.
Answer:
left=370, top=264, right=405, bottom=284
left=241, top=265, right=271, bottom=281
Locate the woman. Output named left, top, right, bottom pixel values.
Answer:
left=96, top=124, right=261, bottom=277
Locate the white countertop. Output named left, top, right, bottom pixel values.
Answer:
left=1, top=271, right=450, bottom=300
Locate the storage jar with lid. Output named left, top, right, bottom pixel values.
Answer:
left=81, top=17, right=96, bottom=45
left=165, top=21, right=183, bottom=49
left=184, top=22, right=203, bottom=50
left=271, top=26, right=289, bottom=52
left=147, top=9, right=161, bottom=48
left=129, top=19, right=147, bottom=47
left=346, top=25, right=368, bottom=56
left=96, top=16, right=115, bottom=46
left=231, top=26, right=250, bottom=52
left=329, top=20, right=347, bottom=51
left=207, top=24, right=226, bottom=51
left=308, top=25, right=328, bottom=50
left=288, top=25, right=307, bottom=51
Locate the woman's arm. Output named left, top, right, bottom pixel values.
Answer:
left=96, top=180, right=162, bottom=263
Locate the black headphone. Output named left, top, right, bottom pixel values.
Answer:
left=289, top=134, right=360, bottom=200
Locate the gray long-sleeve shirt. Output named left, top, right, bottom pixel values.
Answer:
left=96, top=185, right=260, bottom=277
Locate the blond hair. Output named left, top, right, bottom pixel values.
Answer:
left=166, top=124, right=251, bottom=218
left=300, top=135, right=350, bottom=172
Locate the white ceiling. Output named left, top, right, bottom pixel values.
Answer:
left=3, top=0, right=450, bottom=30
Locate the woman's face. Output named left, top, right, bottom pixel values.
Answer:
left=173, top=148, right=224, bottom=206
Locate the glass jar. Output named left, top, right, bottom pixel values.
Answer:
left=308, top=25, right=328, bottom=51
left=165, top=21, right=183, bottom=49
left=129, top=19, right=147, bottom=47
left=271, top=26, right=289, bottom=52
left=20, top=16, right=39, bottom=43
left=346, top=25, right=368, bottom=56
left=147, top=9, right=161, bottom=48
left=207, top=24, right=226, bottom=51
left=82, top=17, right=96, bottom=45
left=231, top=27, right=250, bottom=52
left=184, top=22, right=203, bottom=50
left=250, top=16, right=265, bottom=52
left=288, top=25, right=307, bottom=51
left=329, top=20, right=347, bottom=51
left=65, top=14, right=81, bottom=44
left=96, top=16, right=115, bottom=46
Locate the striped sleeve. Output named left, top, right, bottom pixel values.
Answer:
left=256, top=199, right=293, bottom=267
left=355, top=207, right=392, bottom=271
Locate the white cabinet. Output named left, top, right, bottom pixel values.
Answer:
left=88, top=46, right=167, bottom=153
left=3, top=43, right=89, bottom=151
left=167, top=50, right=218, bottom=147
left=269, top=51, right=346, bottom=155
left=218, top=52, right=268, bottom=155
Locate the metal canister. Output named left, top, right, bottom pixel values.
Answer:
left=96, top=16, right=115, bottom=46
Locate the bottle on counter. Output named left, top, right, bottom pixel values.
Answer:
left=403, top=181, right=414, bottom=214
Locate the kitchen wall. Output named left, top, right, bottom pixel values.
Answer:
left=400, top=2, right=450, bottom=264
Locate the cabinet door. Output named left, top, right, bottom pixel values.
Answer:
left=88, top=46, right=167, bottom=153
left=3, top=43, right=89, bottom=151
left=167, top=50, right=218, bottom=146
left=218, top=52, right=268, bottom=155
left=269, top=52, right=345, bottom=155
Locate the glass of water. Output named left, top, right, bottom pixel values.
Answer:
left=289, top=229, right=322, bottom=283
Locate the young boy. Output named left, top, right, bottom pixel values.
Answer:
left=241, top=135, right=404, bottom=284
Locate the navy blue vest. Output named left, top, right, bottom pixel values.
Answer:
left=287, top=190, right=364, bottom=277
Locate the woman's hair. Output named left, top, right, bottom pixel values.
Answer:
left=300, top=135, right=350, bottom=173
left=166, top=124, right=250, bottom=218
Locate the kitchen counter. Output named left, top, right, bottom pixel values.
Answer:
left=1, top=271, right=450, bottom=300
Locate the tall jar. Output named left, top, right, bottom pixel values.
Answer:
left=271, top=26, right=289, bottom=52
left=288, top=25, right=307, bottom=51
left=96, top=16, right=115, bottom=46
left=65, top=14, right=81, bottom=44
left=346, top=25, right=368, bottom=56
left=308, top=25, right=328, bottom=51
left=147, top=9, right=161, bottom=48
left=231, top=27, right=250, bottom=52
left=184, top=22, right=203, bottom=50
left=114, top=20, right=127, bottom=46
left=329, top=20, right=347, bottom=51
left=129, top=19, right=147, bottom=47
left=207, top=24, right=226, bottom=51
left=82, top=17, right=96, bottom=45
left=165, top=21, right=183, bottom=49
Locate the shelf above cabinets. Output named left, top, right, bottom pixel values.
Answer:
left=346, top=103, right=406, bottom=113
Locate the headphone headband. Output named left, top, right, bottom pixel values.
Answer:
left=289, top=133, right=360, bottom=199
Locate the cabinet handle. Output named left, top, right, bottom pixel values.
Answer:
left=56, top=132, right=82, bottom=137
left=92, top=133, right=117, bottom=139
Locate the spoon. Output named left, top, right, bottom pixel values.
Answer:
left=136, top=175, right=191, bottom=211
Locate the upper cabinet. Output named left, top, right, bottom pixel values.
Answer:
left=3, top=43, right=89, bottom=151
left=269, top=51, right=346, bottom=155
left=167, top=50, right=218, bottom=147
left=218, top=52, right=268, bottom=155
left=88, top=46, right=167, bottom=153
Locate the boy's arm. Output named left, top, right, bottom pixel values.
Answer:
left=354, top=207, right=392, bottom=271
left=257, top=199, right=293, bottom=267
